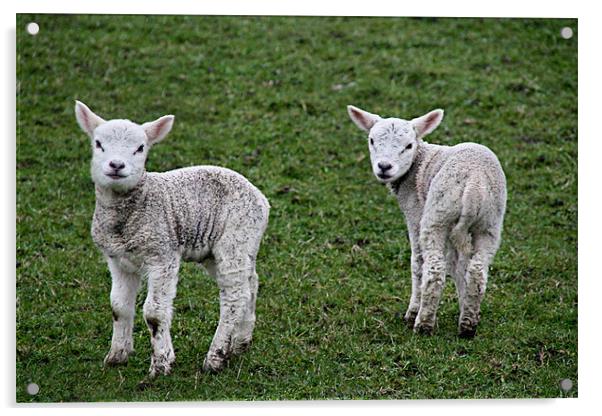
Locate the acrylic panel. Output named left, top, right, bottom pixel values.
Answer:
left=16, top=14, right=577, bottom=402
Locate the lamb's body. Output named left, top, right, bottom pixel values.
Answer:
left=347, top=105, right=506, bottom=337
left=74, top=101, right=269, bottom=377
left=93, top=166, right=269, bottom=270
left=389, top=141, right=506, bottom=336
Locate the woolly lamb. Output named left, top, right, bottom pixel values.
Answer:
left=347, top=105, right=506, bottom=338
left=75, top=101, right=269, bottom=377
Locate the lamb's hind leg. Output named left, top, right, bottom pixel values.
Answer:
left=201, top=259, right=257, bottom=358
left=231, top=270, right=258, bottom=355
left=414, top=227, right=448, bottom=335
left=202, top=258, right=252, bottom=373
left=203, top=204, right=267, bottom=373
left=458, top=232, right=499, bottom=338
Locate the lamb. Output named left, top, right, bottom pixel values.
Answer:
left=74, top=101, right=269, bottom=377
left=347, top=105, right=506, bottom=338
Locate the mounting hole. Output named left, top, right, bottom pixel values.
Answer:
left=26, top=22, right=39, bottom=36
left=560, top=27, right=573, bottom=39
left=559, top=378, right=573, bottom=392
left=26, top=382, right=39, bottom=395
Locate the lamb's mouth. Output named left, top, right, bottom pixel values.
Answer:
left=377, top=173, right=393, bottom=180
left=106, top=173, right=127, bottom=180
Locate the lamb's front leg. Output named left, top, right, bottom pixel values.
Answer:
left=203, top=265, right=251, bottom=373
left=404, top=244, right=423, bottom=328
left=104, top=257, right=140, bottom=366
left=403, top=224, right=423, bottom=328
left=143, top=257, right=180, bottom=378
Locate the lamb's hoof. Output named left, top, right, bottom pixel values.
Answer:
left=202, top=358, right=225, bottom=374
left=148, top=353, right=175, bottom=377
left=202, top=350, right=229, bottom=373
left=458, top=316, right=478, bottom=339
left=103, top=348, right=133, bottom=367
left=148, top=363, right=172, bottom=378
left=413, top=322, right=435, bottom=336
left=403, top=311, right=418, bottom=329
left=458, top=326, right=477, bottom=339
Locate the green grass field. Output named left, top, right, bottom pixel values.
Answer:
left=16, top=14, right=577, bottom=402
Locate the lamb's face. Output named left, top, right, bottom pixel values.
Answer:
left=90, top=120, right=149, bottom=192
left=347, top=105, right=444, bottom=184
left=75, top=101, right=175, bottom=193
left=367, top=118, right=417, bottom=183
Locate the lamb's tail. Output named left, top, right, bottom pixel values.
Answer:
left=450, top=216, right=473, bottom=256
left=450, top=182, right=482, bottom=256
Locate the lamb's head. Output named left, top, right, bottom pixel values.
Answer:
left=74, top=101, right=174, bottom=192
left=347, top=105, right=444, bottom=183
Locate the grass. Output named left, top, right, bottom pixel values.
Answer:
left=16, top=14, right=577, bottom=402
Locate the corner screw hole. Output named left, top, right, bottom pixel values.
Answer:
left=560, top=27, right=573, bottom=39
left=559, top=378, right=573, bottom=392
left=26, top=22, right=39, bottom=36
left=26, top=382, right=39, bottom=395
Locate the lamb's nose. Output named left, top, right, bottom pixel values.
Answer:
left=377, top=162, right=392, bottom=172
left=109, top=160, right=126, bottom=170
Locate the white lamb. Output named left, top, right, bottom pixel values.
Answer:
left=347, top=105, right=506, bottom=337
left=75, top=101, right=269, bottom=377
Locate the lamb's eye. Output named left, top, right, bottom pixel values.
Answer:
left=370, top=138, right=374, bottom=146
left=134, top=144, right=144, bottom=154
left=405, top=143, right=413, bottom=150
left=95, top=140, right=104, bottom=151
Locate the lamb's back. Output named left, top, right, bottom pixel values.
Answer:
left=420, top=142, right=506, bottom=229
left=149, top=166, right=269, bottom=250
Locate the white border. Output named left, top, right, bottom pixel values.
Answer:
left=3, top=0, right=599, bottom=414
left=6, top=0, right=581, bottom=17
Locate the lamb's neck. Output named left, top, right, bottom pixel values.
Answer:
left=94, top=172, right=149, bottom=211
left=91, top=172, right=156, bottom=255
left=388, top=141, right=446, bottom=206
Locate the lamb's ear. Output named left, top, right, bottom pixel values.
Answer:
left=411, top=109, right=444, bottom=139
left=74, top=100, right=106, bottom=138
left=142, top=115, right=175, bottom=145
left=347, top=105, right=381, bottom=132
